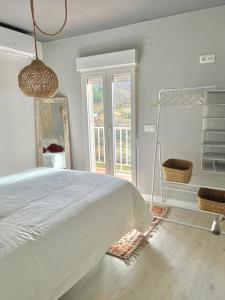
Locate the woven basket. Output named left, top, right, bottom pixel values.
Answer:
left=18, top=60, right=58, bottom=98
left=198, top=187, right=225, bottom=214
left=162, top=159, right=193, bottom=183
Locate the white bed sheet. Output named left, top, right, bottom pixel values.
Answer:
left=0, top=168, right=151, bottom=300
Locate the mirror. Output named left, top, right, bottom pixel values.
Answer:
left=34, top=97, right=71, bottom=169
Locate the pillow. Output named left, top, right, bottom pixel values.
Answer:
left=47, top=143, right=64, bottom=153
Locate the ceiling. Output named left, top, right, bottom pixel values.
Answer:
left=0, top=0, right=225, bottom=41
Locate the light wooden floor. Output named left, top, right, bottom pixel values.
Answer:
left=61, top=208, right=225, bottom=300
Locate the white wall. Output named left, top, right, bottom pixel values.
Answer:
left=43, top=6, right=225, bottom=194
left=0, top=52, right=36, bottom=176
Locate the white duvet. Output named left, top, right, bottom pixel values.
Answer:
left=0, top=168, right=151, bottom=300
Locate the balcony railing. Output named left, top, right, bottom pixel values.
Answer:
left=94, top=126, right=131, bottom=174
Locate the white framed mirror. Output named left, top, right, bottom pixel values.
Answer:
left=34, top=97, right=71, bottom=169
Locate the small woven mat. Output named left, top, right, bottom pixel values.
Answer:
left=106, top=205, right=168, bottom=263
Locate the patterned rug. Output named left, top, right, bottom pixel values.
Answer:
left=107, top=205, right=168, bottom=263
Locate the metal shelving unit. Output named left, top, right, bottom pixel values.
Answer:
left=150, top=86, right=225, bottom=233
left=201, top=91, right=225, bottom=172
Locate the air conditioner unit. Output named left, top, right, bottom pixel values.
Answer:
left=0, top=26, right=42, bottom=58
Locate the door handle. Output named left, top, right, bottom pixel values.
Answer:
left=108, top=126, right=112, bottom=136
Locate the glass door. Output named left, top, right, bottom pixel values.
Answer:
left=111, top=73, right=132, bottom=181
left=83, top=68, right=136, bottom=184
left=85, top=75, right=108, bottom=174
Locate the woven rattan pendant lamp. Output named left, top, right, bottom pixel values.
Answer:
left=18, top=0, right=67, bottom=98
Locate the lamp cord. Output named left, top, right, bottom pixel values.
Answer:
left=30, top=0, right=68, bottom=59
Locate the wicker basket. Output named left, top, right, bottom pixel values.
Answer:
left=162, top=159, right=193, bottom=183
left=198, top=187, right=225, bottom=214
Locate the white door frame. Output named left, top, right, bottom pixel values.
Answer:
left=106, top=67, right=137, bottom=185
left=81, top=71, right=110, bottom=174
left=81, top=67, right=137, bottom=186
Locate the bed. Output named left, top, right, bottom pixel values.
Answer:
left=0, top=168, right=151, bottom=300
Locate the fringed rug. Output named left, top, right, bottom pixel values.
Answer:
left=106, top=205, right=168, bottom=263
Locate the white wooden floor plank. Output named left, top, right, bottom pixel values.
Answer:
left=60, top=208, right=225, bottom=300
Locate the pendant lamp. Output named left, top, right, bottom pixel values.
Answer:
left=18, top=0, right=67, bottom=98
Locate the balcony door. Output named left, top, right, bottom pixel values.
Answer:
left=82, top=68, right=136, bottom=184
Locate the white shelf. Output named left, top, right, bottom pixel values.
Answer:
left=202, top=164, right=225, bottom=173
left=162, top=180, right=198, bottom=190
left=204, top=129, right=225, bottom=134
left=207, top=90, right=225, bottom=93
left=203, top=117, right=225, bottom=120
left=204, top=103, right=225, bottom=106
left=163, top=186, right=197, bottom=194
left=161, top=175, right=225, bottom=191
left=154, top=196, right=197, bottom=211
left=202, top=152, right=225, bottom=161
left=202, top=141, right=225, bottom=147
left=152, top=198, right=222, bottom=217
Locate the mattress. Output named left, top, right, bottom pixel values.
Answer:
left=0, top=168, right=151, bottom=300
